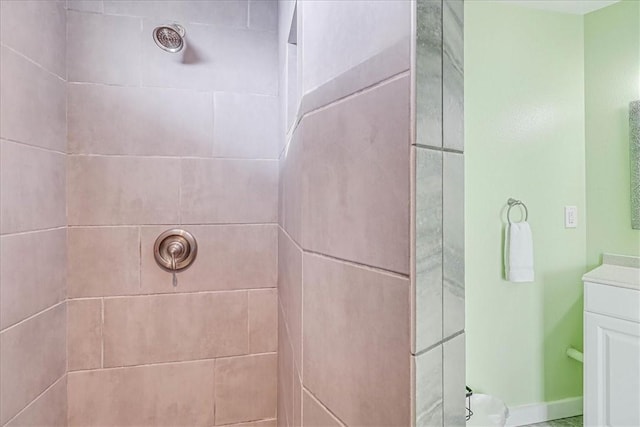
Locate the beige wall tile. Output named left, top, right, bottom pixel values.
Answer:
left=67, top=360, right=214, bottom=426
left=141, top=224, right=277, bottom=293
left=103, top=292, right=248, bottom=367
left=67, top=11, right=140, bottom=85
left=277, top=307, right=293, bottom=427
left=303, top=253, right=411, bottom=426
left=213, top=93, right=279, bottom=159
left=68, top=84, right=214, bottom=156
left=67, top=227, right=140, bottom=298
left=0, top=228, right=66, bottom=329
left=0, top=47, right=66, bottom=152
left=67, top=155, right=180, bottom=226
left=249, top=289, right=277, bottom=354
left=68, top=299, right=102, bottom=371
left=0, top=0, right=66, bottom=78
left=302, top=390, right=344, bottom=427
left=280, top=126, right=304, bottom=245
left=277, top=229, right=302, bottom=369
left=1, top=141, right=66, bottom=234
left=5, top=376, right=67, bottom=427
left=215, top=353, right=277, bottom=425
left=301, top=75, right=411, bottom=274
left=0, top=303, right=66, bottom=425
left=180, top=158, right=278, bottom=224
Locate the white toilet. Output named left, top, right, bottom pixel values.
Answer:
left=466, top=394, right=509, bottom=426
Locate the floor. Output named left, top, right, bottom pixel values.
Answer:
left=527, top=416, right=583, bottom=427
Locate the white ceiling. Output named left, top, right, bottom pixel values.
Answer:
left=501, top=0, right=621, bottom=15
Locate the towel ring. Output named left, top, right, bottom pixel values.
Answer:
left=507, top=198, right=528, bottom=224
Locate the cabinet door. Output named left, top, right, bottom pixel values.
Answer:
left=584, top=311, right=640, bottom=427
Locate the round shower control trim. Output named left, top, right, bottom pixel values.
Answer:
left=153, top=228, right=197, bottom=271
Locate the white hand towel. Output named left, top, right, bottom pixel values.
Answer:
left=505, top=221, right=534, bottom=282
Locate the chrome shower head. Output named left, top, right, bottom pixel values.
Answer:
left=152, top=24, right=186, bottom=53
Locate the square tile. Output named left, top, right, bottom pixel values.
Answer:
left=1, top=228, right=66, bottom=329
left=213, top=92, right=279, bottom=159
left=4, top=376, right=67, bottom=427
left=67, top=299, right=103, bottom=371
left=443, top=0, right=464, bottom=151
left=0, top=46, right=66, bottom=152
left=67, top=155, right=180, bottom=225
left=215, top=353, right=277, bottom=425
left=67, top=11, right=141, bottom=85
left=416, top=0, right=443, bottom=148
left=0, top=304, right=66, bottom=425
left=249, top=288, right=278, bottom=353
left=303, top=253, right=411, bottom=426
left=68, top=84, right=214, bottom=156
left=415, top=345, right=443, bottom=426
left=301, top=75, right=411, bottom=274
left=277, top=229, right=302, bottom=369
left=67, top=227, right=140, bottom=298
left=180, top=158, right=278, bottom=224
left=444, top=333, right=466, bottom=426
left=415, top=147, right=443, bottom=352
left=443, top=152, right=464, bottom=337
left=103, top=292, right=248, bottom=367
left=0, top=0, right=66, bottom=78
left=67, top=360, right=214, bottom=426
left=1, top=141, right=66, bottom=234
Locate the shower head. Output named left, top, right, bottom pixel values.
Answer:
left=152, top=24, right=186, bottom=53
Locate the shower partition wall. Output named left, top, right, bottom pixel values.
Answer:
left=276, top=0, right=465, bottom=426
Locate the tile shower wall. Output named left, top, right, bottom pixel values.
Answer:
left=65, top=1, right=279, bottom=425
left=0, top=1, right=68, bottom=425
left=413, top=0, right=465, bottom=426
left=277, top=1, right=413, bottom=426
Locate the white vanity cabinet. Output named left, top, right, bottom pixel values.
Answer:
left=583, top=255, right=640, bottom=427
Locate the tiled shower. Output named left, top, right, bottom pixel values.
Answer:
left=0, top=1, right=464, bottom=426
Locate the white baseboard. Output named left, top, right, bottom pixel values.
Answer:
left=505, top=397, right=583, bottom=426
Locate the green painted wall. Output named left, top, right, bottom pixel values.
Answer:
left=465, top=2, right=586, bottom=406
left=585, top=0, right=640, bottom=269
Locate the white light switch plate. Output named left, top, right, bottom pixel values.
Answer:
left=565, top=206, right=578, bottom=228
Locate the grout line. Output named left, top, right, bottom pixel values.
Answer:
left=212, top=357, right=216, bottom=425
left=0, top=226, right=66, bottom=238
left=217, top=418, right=277, bottom=427
left=413, top=329, right=464, bottom=358
left=138, top=226, right=142, bottom=291
left=67, top=222, right=278, bottom=228
left=246, top=290, right=251, bottom=354
left=66, top=153, right=280, bottom=161
left=0, top=138, right=67, bottom=156
left=302, top=387, right=348, bottom=427
left=440, top=3, right=446, bottom=424
left=0, top=300, right=66, bottom=334
left=278, top=225, right=409, bottom=281
left=67, top=80, right=278, bottom=97
left=69, top=352, right=277, bottom=374
left=66, top=287, right=277, bottom=301
left=414, top=142, right=463, bottom=154
left=0, top=43, right=65, bottom=82
left=1, top=373, right=67, bottom=426
left=101, top=298, right=105, bottom=368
